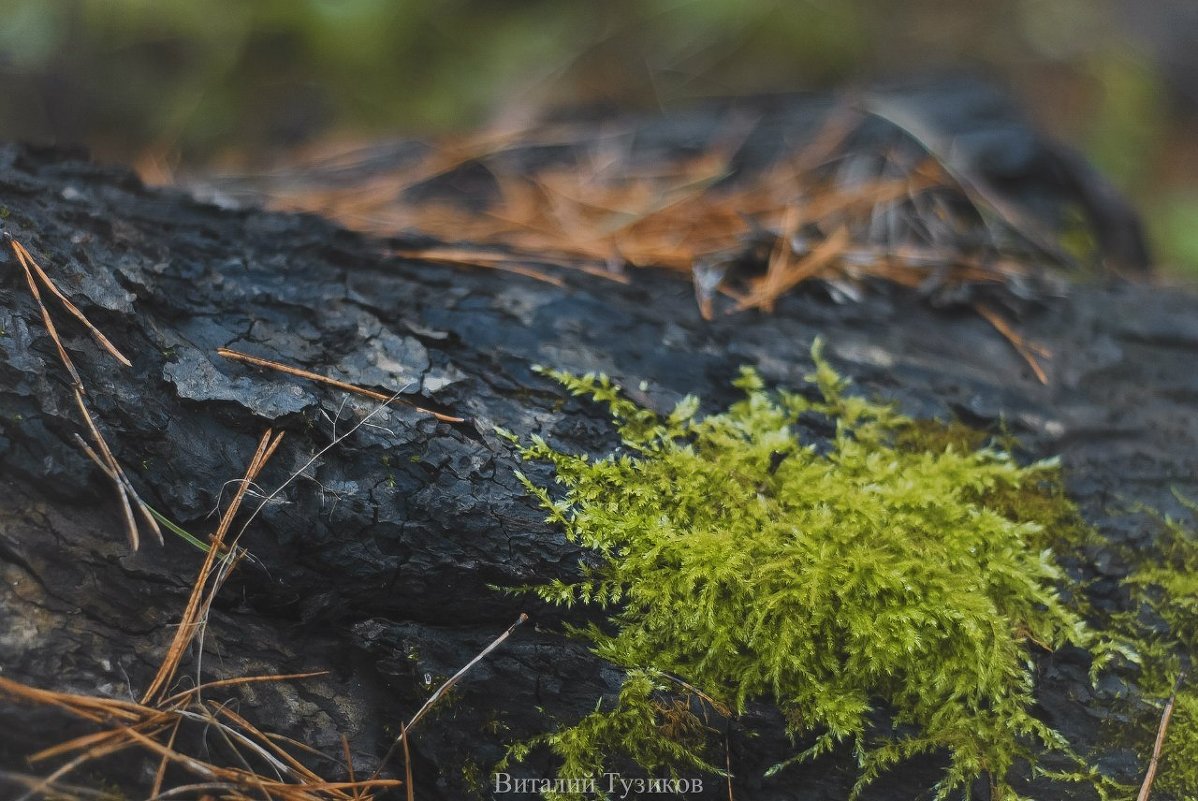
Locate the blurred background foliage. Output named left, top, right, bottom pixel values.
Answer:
left=1, top=0, right=1196, bottom=273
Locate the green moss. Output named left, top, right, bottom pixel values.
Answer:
left=461, top=757, right=487, bottom=797
left=1116, top=501, right=1198, bottom=799
left=893, top=416, right=990, bottom=455
left=897, top=418, right=1094, bottom=555
left=498, top=669, right=722, bottom=800
left=504, top=341, right=1112, bottom=800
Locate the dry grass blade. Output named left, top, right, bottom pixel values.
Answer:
left=725, top=734, right=734, bottom=801
left=216, top=347, right=465, bottom=423
left=205, top=704, right=333, bottom=788
left=372, top=612, right=529, bottom=783
left=141, top=428, right=284, bottom=704
left=180, top=703, right=297, bottom=785
left=72, top=429, right=140, bottom=550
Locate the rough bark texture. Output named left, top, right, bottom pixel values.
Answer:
left=0, top=84, right=1194, bottom=799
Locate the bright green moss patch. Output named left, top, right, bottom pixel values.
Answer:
left=502, top=341, right=1115, bottom=800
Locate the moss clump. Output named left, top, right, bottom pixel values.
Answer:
left=505, top=341, right=1108, bottom=800
left=1117, top=502, right=1198, bottom=799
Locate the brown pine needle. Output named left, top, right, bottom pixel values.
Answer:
left=9, top=235, right=84, bottom=389
left=736, top=226, right=850, bottom=313
left=151, top=717, right=183, bottom=800
left=402, top=728, right=414, bottom=801
left=340, top=737, right=358, bottom=801
left=390, top=247, right=568, bottom=287
left=20, top=725, right=157, bottom=801
left=975, top=303, right=1051, bottom=385
left=1137, top=672, right=1186, bottom=801
left=160, top=672, right=331, bottom=708
left=29, top=723, right=152, bottom=764
left=757, top=205, right=802, bottom=314
left=7, top=236, right=132, bottom=367
left=1, top=424, right=398, bottom=801
left=72, top=430, right=139, bottom=550
left=2, top=769, right=119, bottom=801
left=7, top=234, right=157, bottom=549
left=72, top=388, right=164, bottom=548
left=241, top=107, right=1087, bottom=334
left=142, top=429, right=283, bottom=704
left=216, top=347, right=465, bottom=423
left=209, top=703, right=331, bottom=787
left=3, top=670, right=406, bottom=800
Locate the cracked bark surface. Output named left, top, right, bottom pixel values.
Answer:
left=0, top=85, right=1194, bottom=799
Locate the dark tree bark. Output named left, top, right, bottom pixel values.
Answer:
left=0, top=84, right=1191, bottom=800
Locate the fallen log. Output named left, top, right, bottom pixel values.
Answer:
left=0, top=83, right=1192, bottom=800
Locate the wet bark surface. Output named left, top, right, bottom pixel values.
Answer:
left=0, top=85, right=1194, bottom=799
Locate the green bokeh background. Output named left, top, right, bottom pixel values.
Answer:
left=1, top=0, right=1196, bottom=272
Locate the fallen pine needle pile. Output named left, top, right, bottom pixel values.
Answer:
left=184, top=99, right=1102, bottom=381
left=202, top=100, right=1092, bottom=318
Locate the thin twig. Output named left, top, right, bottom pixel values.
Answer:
left=373, top=613, right=529, bottom=781
left=1137, top=671, right=1186, bottom=801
